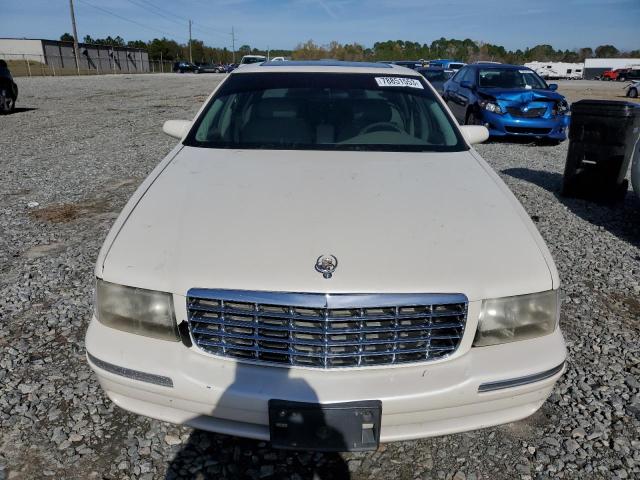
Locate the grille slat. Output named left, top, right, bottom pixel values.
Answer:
left=191, top=327, right=462, bottom=346
left=190, top=316, right=465, bottom=335
left=506, top=106, right=547, bottom=118
left=188, top=303, right=463, bottom=321
left=187, top=290, right=467, bottom=369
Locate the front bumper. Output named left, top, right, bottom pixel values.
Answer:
left=481, top=111, right=570, bottom=140
left=86, top=316, right=566, bottom=443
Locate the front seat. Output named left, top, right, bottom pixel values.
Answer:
left=242, top=98, right=312, bottom=145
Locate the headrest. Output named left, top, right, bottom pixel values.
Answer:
left=352, top=100, right=392, bottom=123
left=254, top=98, right=299, bottom=118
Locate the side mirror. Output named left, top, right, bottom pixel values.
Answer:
left=460, top=80, right=474, bottom=90
left=163, top=120, right=192, bottom=139
left=548, top=83, right=558, bottom=91
left=460, top=125, right=489, bottom=145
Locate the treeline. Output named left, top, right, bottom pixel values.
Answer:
left=291, top=39, right=640, bottom=64
left=60, top=33, right=639, bottom=64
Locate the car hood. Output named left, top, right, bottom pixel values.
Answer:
left=101, top=147, right=554, bottom=301
left=478, top=88, right=564, bottom=105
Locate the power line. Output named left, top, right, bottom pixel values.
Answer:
left=124, top=0, right=188, bottom=26
left=76, top=0, right=182, bottom=40
left=127, top=0, right=230, bottom=38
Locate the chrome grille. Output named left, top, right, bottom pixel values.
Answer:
left=187, top=290, right=467, bottom=369
left=506, top=106, right=547, bottom=118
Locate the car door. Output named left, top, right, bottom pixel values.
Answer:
left=443, top=67, right=463, bottom=121
left=447, top=67, right=474, bottom=122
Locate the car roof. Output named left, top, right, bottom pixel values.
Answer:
left=468, top=63, right=532, bottom=70
left=232, top=60, right=419, bottom=75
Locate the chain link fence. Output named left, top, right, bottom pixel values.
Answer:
left=1, top=53, right=176, bottom=77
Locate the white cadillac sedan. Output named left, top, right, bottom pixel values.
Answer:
left=86, top=60, right=566, bottom=451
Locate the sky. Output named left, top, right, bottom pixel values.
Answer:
left=1, top=0, right=638, bottom=52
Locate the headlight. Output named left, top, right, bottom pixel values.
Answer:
left=95, top=279, right=179, bottom=341
left=480, top=100, right=504, bottom=114
left=553, top=101, right=569, bottom=116
left=473, top=290, right=559, bottom=347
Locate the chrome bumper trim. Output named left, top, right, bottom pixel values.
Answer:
left=478, top=362, right=564, bottom=393
left=87, top=352, right=173, bottom=387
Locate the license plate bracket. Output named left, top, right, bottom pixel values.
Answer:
left=268, top=399, right=382, bottom=452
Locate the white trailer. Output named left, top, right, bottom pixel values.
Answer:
left=524, top=62, right=584, bottom=80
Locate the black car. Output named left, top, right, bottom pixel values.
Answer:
left=173, top=61, right=199, bottom=73
left=416, top=67, right=451, bottom=95
left=618, top=69, right=640, bottom=82
left=378, top=60, right=425, bottom=70
left=195, top=63, right=225, bottom=74
left=0, top=59, right=18, bottom=114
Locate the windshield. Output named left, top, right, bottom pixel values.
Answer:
left=478, top=68, right=548, bottom=89
left=421, top=70, right=448, bottom=82
left=242, top=57, right=265, bottom=64
left=185, top=73, right=466, bottom=152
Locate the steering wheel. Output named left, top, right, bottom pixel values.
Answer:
left=359, top=122, right=403, bottom=135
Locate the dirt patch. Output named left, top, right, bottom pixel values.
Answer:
left=29, top=199, right=111, bottom=223
left=25, top=242, right=66, bottom=259
left=105, top=178, right=140, bottom=192
left=1, top=188, right=32, bottom=196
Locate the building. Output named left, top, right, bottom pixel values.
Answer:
left=583, top=58, right=640, bottom=80
left=0, top=38, right=150, bottom=73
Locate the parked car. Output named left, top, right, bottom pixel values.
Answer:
left=626, top=80, right=639, bottom=98
left=224, top=63, right=239, bottom=73
left=443, top=63, right=570, bottom=141
left=195, top=63, right=225, bottom=74
left=377, top=60, right=425, bottom=70
left=429, top=59, right=466, bottom=71
left=618, top=69, right=640, bottom=83
left=173, top=61, right=199, bottom=73
left=601, top=68, right=627, bottom=81
left=87, top=60, right=566, bottom=451
left=240, top=55, right=266, bottom=65
left=270, top=56, right=286, bottom=62
left=0, top=59, right=18, bottom=114
left=416, top=66, right=451, bottom=95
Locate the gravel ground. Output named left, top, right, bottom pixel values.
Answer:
left=1, top=74, right=639, bottom=480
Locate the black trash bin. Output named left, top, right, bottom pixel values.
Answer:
left=562, top=100, right=640, bottom=201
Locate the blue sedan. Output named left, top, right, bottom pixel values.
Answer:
left=442, top=64, right=570, bottom=141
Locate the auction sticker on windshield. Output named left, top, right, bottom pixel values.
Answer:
left=375, top=77, right=424, bottom=89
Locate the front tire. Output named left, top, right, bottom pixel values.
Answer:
left=0, top=88, right=15, bottom=114
left=465, top=110, right=482, bottom=126
left=629, top=87, right=638, bottom=98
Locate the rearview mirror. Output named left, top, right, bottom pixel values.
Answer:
left=460, top=80, right=474, bottom=90
left=460, top=125, right=489, bottom=145
left=548, top=83, right=558, bottom=91
left=163, top=120, right=192, bottom=139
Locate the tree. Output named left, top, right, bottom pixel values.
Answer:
left=595, top=45, right=619, bottom=58
left=60, top=33, right=74, bottom=42
left=577, top=47, right=593, bottom=62
left=127, top=40, right=147, bottom=49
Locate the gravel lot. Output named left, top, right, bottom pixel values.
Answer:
left=1, top=74, right=639, bottom=480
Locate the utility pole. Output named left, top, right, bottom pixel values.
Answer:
left=188, top=19, right=193, bottom=63
left=69, top=0, right=80, bottom=74
left=231, top=26, right=236, bottom=63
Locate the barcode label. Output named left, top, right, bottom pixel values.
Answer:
left=375, top=77, right=424, bottom=89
